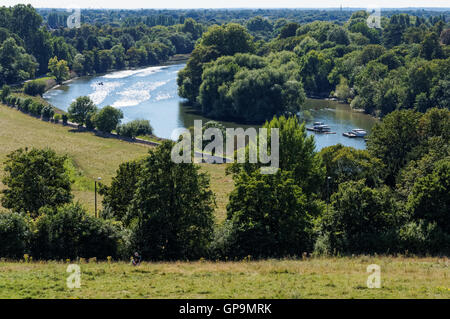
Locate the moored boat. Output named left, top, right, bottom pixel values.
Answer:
left=343, top=128, right=367, bottom=138
left=306, top=122, right=336, bottom=134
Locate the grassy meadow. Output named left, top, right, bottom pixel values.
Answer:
left=0, top=257, right=448, bottom=298
left=0, top=104, right=233, bottom=219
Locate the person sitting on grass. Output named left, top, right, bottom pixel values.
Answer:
left=132, top=252, right=141, bottom=266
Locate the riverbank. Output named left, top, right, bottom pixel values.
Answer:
left=0, top=104, right=233, bottom=219
left=0, top=256, right=448, bottom=298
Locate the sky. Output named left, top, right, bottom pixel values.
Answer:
left=1, top=0, right=449, bottom=9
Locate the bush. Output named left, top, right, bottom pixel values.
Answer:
left=32, top=203, right=125, bottom=260
left=19, top=98, right=32, bottom=112
left=315, top=180, right=401, bottom=255
left=397, top=220, right=450, bottom=255
left=93, top=106, right=124, bottom=133
left=29, top=102, right=44, bottom=116
left=53, top=113, right=61, bottom=123
left=23, top=79, right=46, bottom=96
left=116, top=119, right=152, bottom=139
left=62, top=114, right=68, bottom=125
left=1, top=84, right=11, bottom=103
left=41, top=105, right=54, bottom=120
left=85, top=112, right=96, bottom=130
left=0, top=212, right=31, bottom=259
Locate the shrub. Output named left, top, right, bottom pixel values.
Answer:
left=20, top=98, right=32, bottom=112
left=0, top=212, right=31, bottom=259
left=116, top=119, right=153, bottom=138
left=41, top=106, right=54, bottom=120
left=85, top=111, right=96, bottom=130
left=32, top=203, right=125, bottom=260
left=23, top=79, right=46, bottom=96
left=53, top=113, right=61, bottom=123
left=397, top=220, right=450, bottom=255
left=29, top=102, right=44, bottom=117
left=1, top=84, right=11, bottom=103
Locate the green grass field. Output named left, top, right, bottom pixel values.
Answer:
left=0, top=257, right=448, bottom=298
left=0, top=104, right=233, bottom=219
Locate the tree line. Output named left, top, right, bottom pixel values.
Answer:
left=1, top=107, right=448, bottom=260
left=0, top=4, right=204, bottom=86
left=178, top=11, right=449, bottom=121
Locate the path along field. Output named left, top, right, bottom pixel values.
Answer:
left=0, top=104, right=233, bottom=220
left=0, top=257, right=448, bottom=298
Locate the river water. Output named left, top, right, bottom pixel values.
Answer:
left=43, top=63, right=377, bottom=150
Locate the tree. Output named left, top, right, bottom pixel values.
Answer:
left=93, top=106, right=123, bottom=133
left=47, top=56, right=70, bottom=83
left=32, top=203, right=124, bottom=260
left=127, top=141, right=215, bottom=260
left=223, top=170, right=313, bottom=258
left=0, top=37, right=37, bottom=85
left=420, top=32, right=443, bottom=60
left=316, top=180, right=400, bottom=255
left=100, top=160, right=143, bottom=222
left=68, top=96, right=97, bottom=126
left=229, top=116, right=324, bottom=197
left=440, top=28, right=450, bottom=45
left=406, top=160, right=450, bottom=233
left=0, top=212, right=30, bottom=258
left=228, top=67, right=304, bottom=122
left=1, top=148, right=72, bottom=217
left=177, top=23, right=254, bottom=105
left=278, top=22, right=300, bottom=39
left=367, top=109, right=421, bottom=186
left=319, top=144, right=385, bottom=195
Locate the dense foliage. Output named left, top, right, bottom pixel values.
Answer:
left=179, top=10, right=449, bottom=120
left=1, top=148, right=72, bottom=217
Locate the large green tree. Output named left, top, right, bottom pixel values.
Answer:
left=127, top=142, right=215, bottom=260
left=67, top=96, right=97, bottom=127
left=367, top=109, right=421, bottom=186
left=224, top=170, right=313, bottom=258
left=1, top=148, right=73, bottom=217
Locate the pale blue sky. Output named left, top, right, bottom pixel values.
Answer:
left=2, top=0, right=449, bottom=9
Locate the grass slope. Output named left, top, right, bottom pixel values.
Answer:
left=0, top=257, right=448, bottom=298
left=0, top=104, right=233, bottom=219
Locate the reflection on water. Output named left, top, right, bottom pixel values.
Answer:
left=44, top=64, right=377, bottom=150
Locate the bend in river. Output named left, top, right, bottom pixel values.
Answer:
left=43, top=64, right=377, bottom=150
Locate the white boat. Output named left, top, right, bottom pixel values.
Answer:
left=306, top=122, right=335, bottom=134
left=351, top=129, right=367, bottom=137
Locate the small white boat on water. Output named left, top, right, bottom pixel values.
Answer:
left=351, top=128, right=367, bottom=137
left=343, top=128, right=367, bottom=138
left=306, top=122, right=336, bottom=134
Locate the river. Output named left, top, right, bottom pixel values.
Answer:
left=43, top=63, right=377, bottom=150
